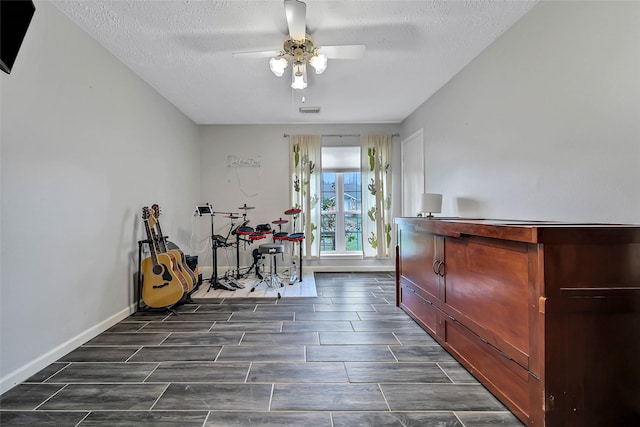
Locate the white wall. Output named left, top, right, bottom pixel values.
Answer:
left=401, top=0, right=640, bottom=224
left=0, top=1, right=200, bottom=392
left=197, top=124, right=399, bottom=272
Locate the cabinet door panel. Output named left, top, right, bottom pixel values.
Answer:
left=398, top=226, right=440, bottom=300
left=543, top=296, right=640, bottom=426
left=445, top=237, right=530, bottom=360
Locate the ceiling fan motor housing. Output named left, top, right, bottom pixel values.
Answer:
left=282, top=38, right=317, bottom=64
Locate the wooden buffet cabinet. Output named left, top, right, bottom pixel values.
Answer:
left=395, top=218, right=640, bottom=426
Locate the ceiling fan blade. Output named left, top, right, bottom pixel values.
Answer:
left=284, top=0, right=306, bottom=41
left=318, top=45, right=366, bottom=60
left=232, top=50, right=281, bottom=59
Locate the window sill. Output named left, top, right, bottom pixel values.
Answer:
left=320, top=253, right=364, bottom=260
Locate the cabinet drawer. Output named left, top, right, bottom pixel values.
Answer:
left=445, top=319, right=530, bottom=422
left=400, top=282, right=441, bottom=338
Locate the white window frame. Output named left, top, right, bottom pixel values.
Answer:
left=321, top=170, right=362, bottom=255
left=320, top=141, right=362, bottom=256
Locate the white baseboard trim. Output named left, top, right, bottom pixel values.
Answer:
left=0, top=304, right=135, bottom=394
left=199, top=262, right=395, bottom=276
left=306, top=265, right=394, bottom=272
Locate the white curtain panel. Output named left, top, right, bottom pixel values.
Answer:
left=289, top=134, right=322, bottom=259
left=361, top=134, right=393, bottom=258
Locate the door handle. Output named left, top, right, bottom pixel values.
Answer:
left=432, top=260, right=441, bottom=275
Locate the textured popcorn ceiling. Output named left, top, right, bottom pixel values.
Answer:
left=51, top=0, right=537, bottom=125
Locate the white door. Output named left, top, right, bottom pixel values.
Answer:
left=401, top=129, right=424, bottom=217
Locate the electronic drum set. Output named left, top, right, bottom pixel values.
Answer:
left=196, top=203, right=305, bottom=296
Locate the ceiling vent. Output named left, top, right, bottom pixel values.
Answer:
left=299, top=106, right=321, bottom=114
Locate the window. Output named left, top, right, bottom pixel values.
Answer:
left=320, top=146, right=362, bottom=254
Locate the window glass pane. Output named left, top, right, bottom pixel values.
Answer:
left=321, top=213, right=336, bottom=251
left=343, top=172, right=361, bottom=212
left=322, top=172, right=336, bottom=212
left=345, top=213, right=362, bottom=251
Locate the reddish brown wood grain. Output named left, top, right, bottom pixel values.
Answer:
left=395, top=217, right=640, bottom=426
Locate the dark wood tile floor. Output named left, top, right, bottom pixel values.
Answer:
left=0, top=272, right=524, bottom=426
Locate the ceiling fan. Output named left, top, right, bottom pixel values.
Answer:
left=232, top=0, right=365, bottom=90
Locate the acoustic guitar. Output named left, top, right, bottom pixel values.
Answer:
left=147, top=207, right=190, bottom=295
left=140, top=207, right=184, bottom=308
left=150, top=204, right=196, bottom=293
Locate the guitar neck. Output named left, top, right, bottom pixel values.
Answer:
left=149, top=227, right=163, bottom=254
left=142, top=215, right=159, bottom=266
left=155, top=222, right=168, bottom=253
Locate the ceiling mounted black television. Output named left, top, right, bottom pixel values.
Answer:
left=1, top=0, right=36, bottom=74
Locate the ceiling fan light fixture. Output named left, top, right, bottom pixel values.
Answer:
left=269, top=57, right=288, bottom=77
left=291, top=62, right=307, bottom=89
left=233, top=1, right=365, bottom=90
left=309, top=52, right=327, bottom=74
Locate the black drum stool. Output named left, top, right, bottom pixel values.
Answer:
left=250, top=243, right=285, bottom=298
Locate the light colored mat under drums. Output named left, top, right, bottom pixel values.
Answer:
left=190, top=270, right=317, bottom=298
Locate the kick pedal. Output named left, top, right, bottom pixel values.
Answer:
left=226, top=278, right=245, bottom=289
left=215, top=279, right=236, bottom=291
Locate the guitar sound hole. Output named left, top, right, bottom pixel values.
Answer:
left=152, top=264, right=164, bottom=275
